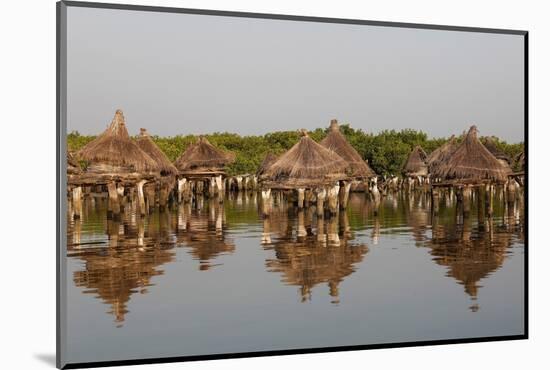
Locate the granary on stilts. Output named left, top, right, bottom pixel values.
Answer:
left=320, top=119, right=377, bottom=194
left=403, top=145, right=428, bottom=189
left=431, top=125, right=513, bottom=218
left=73, top=109, right=159, bottom=220
left=260, top=129, right=349, bottom=217
left=174, top=136, right=235, bottom=203
left=426, top=135, right=458, bottom=178
left=136, top=128, right=179, bottom=213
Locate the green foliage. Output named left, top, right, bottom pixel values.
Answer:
left=66, top=128, right=524, bottom=177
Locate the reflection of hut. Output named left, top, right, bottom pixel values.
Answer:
left=261, top=130, right=348, bottom=214
left=71, top=246, right=174, bottom=325
left=174, top=136, right=235, bottom=200
left=428, top=222, right=511, bottom=306
left=265, top=240, right=368, bottom=303
left=427, top=136, right=457, bottom=176
left=78, top=110, right=158, bottom=174
left=320, top=119, right=376, bottom=180
left=482, top=136, right=513, bottom=170
left=434, top=126, right=511, bottom=184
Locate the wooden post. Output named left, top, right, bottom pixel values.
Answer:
left=261, top=188, right=272, bottom=217
left=159, top=182, right=169, bottom=212
left=484, top=183, right=494, bottom=217
left=327, top=183, right=340, bottom=215
left=145, top=185, right=156, bottom=214
left=371, top=178, right=381, bottom=216
left=177, top=178, right=186, bottom=203
left=338, top=181, right=351, bottom=209
left=297, top=188, right=305, bottom=209
left=72, top=186, right=82, bottom=220
left=236, top=176, right=243, bottom=192
left=431, top=187, right=440, bottom=215
left=215, top=175, right=223, bottom=202
left=107, top=182, right=120, bottom=219
left=462, top=185, right=472, bottom=217
left=136, top=180, right=146, bottom=216
left=316, top=188, right=326, bottom=217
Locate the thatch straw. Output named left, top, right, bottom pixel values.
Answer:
left=136, top=128, right=178, bottom=176
left=320, top=119, right=376, bottom=178
left=433, top=126, right=512, bottom=183
left=403, top=145, right=428, bottom=177
left=426, top=135, right=458, bottom=173
left=262, top=129, right=348, bottom=187
left=67, top=151, right=81, bottom=175
left=256, top=152, right=278, bottom=176
left=78, top=110, right=159, bottom=173
left=174, top=136, right=235, bottom=173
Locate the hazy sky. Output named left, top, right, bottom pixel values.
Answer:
left=67, top=7, right=525, bottom=142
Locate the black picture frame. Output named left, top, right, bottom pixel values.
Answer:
left=56, top=1, right=528, bottom=368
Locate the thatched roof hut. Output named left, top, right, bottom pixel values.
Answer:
left=426, top=135, right=457, bottom=174
left=482, top=136, right=512, bottom=169
left=515, top=151, right=525, bottom=171
left=256, top=152, right=278, bottom=176
left=433, top=126, right=512, bottom=183
left=320, top=119, right=376, bottom=179
left=77, top=110, right=158, bottom=174
left=67, top=151, right=81, bottom=175
left=136, top=128, right=178, bottom=176
left=174, top=136, right=235, bottom=176
left=403, top=145, right=428, bottom=177
left=262, top=130, right=348, bottom=188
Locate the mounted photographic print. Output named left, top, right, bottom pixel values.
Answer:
left=57, top=1, right=528, bottom=368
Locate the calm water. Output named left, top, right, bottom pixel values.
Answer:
left=66, top=190, right=525, bottom=363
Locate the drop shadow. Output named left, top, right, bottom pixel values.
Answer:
left=34, top=353, right=56, bottom=367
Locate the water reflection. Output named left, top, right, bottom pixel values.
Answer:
left=67, top=189, right=524, bottom=326
left=261, top=206, right=369, bottom=303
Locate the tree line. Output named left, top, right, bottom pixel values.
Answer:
left=67, top=125, right=524, bottom=176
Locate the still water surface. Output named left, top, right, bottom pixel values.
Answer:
left=66, top=191, right=524, bottom=363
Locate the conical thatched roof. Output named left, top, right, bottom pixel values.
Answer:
left=256, top=152, right=278, bottom=176
left=262, top=130, right=348, bottom=188
left=403, top=145, right=428, bottom=177
left=77, top=110, right=159, bottom=173
left=320, top=119, right=376, bottom=179
left=433, top=126, right=512, bottom=183
left=426, top=136, right=458, bottom=174
left=174, top=136, right=235, bottom=173
left=136, top=128, right=178, bottom=176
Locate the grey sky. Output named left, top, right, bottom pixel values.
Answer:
left=67, top=7, right=525, bottom=143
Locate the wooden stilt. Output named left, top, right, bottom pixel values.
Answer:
left=327, top=184, right=340, bottom=215
left=338, top=181, right=351, bottom=209
left=431, top=187, right=440, bottom=215
left=107, top=182, right=120, bottom=220
left=136, top=180, right=146, bottom=216
left=72, top=186, right=82, bottom=220
left=297, top=188, right=305, bottom=209
left=316, top=188, right=326, bottom=217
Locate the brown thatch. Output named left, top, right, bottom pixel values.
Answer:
left=256, top=152, right=278, bottom=176
left=320, top=119, right=376, bottom=179
left=403, top=145, right=428, bottom=177
left=482, top=136, right=512, bottom=167
left=136, top=128, right=178, bottom=176
left=515, top=151, right=525, bottom=171
left=433, top=126, right=512, bottom=183
left=67, top=151, right=81, bottom=175
left=426, top=136, right=458, bottom=174
left=77, top=110, right=159, bottom=173
left=262, top=130, right=348, bottom=188
left=174, top=136, right=235, bottom=174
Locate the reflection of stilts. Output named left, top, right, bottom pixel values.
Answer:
left=327, top=214, right=340, bottom=247
left=262, top=217, right=272, bottom=245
